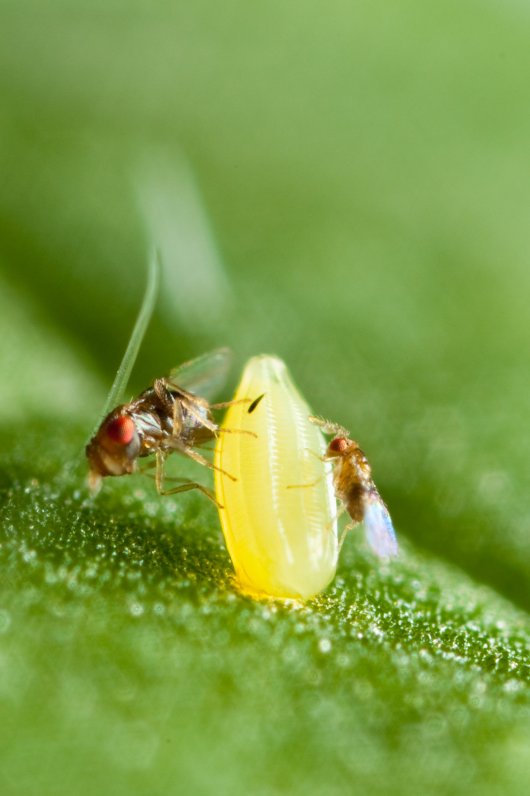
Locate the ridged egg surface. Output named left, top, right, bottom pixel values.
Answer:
left=214, top=355, right=338, bottom=600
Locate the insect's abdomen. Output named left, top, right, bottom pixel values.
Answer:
left=214, top=355, right=338, bottom=600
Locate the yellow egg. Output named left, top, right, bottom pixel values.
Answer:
left=214, top=355, right=338, bottom=600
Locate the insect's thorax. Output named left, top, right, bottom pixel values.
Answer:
left=173, top=394, right=216, bottom=448
left=131, top=386, right=215, bottom=456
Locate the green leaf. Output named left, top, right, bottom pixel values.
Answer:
left=1, top=2, right=530, bottom=795
left=2, top=418, right=530, bottom=796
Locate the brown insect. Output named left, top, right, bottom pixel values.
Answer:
left=86, top=349, right=256, bottom=505
left=310, top=417, right=398, bottom=558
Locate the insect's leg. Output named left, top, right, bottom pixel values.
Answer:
left=160, top=481, right=221, bottom=508
left=155, top=450, right=167, bottom=494
left=304, top=447, right=326, bottom=462
left=172, top=397, right=184, bottom=437
left=153, top=379, right=188, bottom=437
left=153, top=450, right=221, bottom=506
left=338, top=517, right=357, bottom=551
left=209, top=398, right=252, bottom=409
left=286, top=475, right=324, bottom=490
left=153, top=378, right=177, bottom=415
left=180, top=446, right=238, bottom=482
left=217, top=427, right=257, bottom=439
left=210, top=393, right=265, bottom=414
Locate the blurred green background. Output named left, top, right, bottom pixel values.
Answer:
left=1, top=2, right=530, bottom=794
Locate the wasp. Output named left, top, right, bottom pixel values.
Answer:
left=309, top=417, right=398, bottom=559
left=86, top=348, right=258, bottom=505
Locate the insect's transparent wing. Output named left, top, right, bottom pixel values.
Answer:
left=168, top=347, right=233, bottom=400
left=363, top=496, right=398, bottom=559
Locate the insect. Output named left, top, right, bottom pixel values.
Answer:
left=310, top=417, right=398, bottom=559
left=86, top=348, right=249, bottom=503
left=214, top=355, right=339, bottom=600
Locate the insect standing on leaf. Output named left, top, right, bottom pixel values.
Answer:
left=309, top=416, right=398, bottom=559
left=86, top=348, right=257, bottom=506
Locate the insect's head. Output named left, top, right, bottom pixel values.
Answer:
left=325, top=436, right=371, bottom=473
left=326, top=436, right=354, bottom=458
left=86, top=409, right=141, bottom=491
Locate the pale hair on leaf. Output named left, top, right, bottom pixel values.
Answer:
left=86, top=247, right=160, bottom=444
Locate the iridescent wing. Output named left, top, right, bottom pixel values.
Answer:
left=363, top=495, right=398, bottom=559
left=168, top=347, right=233, bottom=400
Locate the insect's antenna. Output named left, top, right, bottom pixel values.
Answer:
left=87, top=247, right=161, bottom=442
left=309, top=415, right=349, bottom=437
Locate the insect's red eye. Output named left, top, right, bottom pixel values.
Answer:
left=329, top=437, right=348, bottom=453
left=106, top=416, right=136, bottom=445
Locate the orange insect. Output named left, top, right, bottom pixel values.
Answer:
left=310, top=417, right=398, bottom=559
